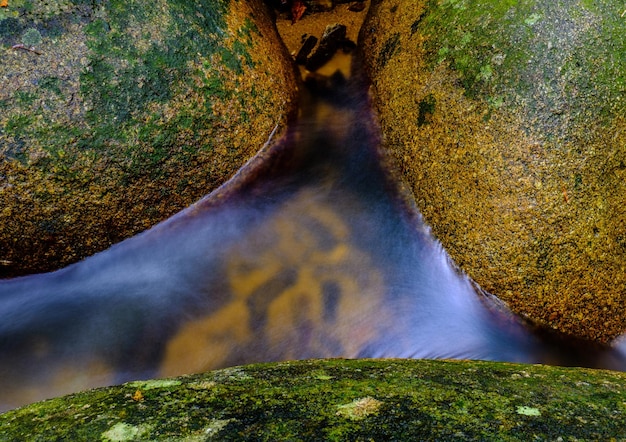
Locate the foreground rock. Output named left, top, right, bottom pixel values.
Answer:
left=0, top=0, right=297, bottom=277
left=361, top=0, right=626, bottom=341
left=1, top=359, right=626, bottom=439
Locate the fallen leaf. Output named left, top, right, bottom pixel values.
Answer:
left=291, top=0, right=306, bottom=24
left=132, top=389, right=144, bottom=401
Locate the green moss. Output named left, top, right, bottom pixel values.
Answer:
left=77, top=0, right=238, bottom=168
left=239, top=16, right=260, bottom=40
left=376, top=32, right=400, bottom=68
left=78, top=0, right=232, bottom=141
left=20, top=27, right=41, bottom=45
left=14, top=90, right=37, bottom=105
left=218, top=46, right=244, bottom=73
left=202, top=73, right=233, bottom=102
left=417, top=94, right=436, bottom=126
left=5, top=114, right=34, bottom=136
left=2, top=359, right=626, bottom=440
left=420, top=0, right=531, bottom=99
left=39, top=77, right=62, bottom=95
left=21, top=0, right=33, bottom=13
left=576, top=2, right=626, bottom=116
left=417, top=0, right=626, bottom=124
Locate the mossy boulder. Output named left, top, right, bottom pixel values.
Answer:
left=361, top=0, right=626, bottom=341
left=0, top=0, right=298, bottom=277
left=2, top=359, right=626, bottom=439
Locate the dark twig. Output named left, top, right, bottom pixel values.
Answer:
left=11, top=44, right=42, bottom=55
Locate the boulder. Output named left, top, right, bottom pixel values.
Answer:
left=361, top=0, right=626, bottom=341
left=1, top=359, right=625, bottom=439
left=0, top=0, right=298, bottom=277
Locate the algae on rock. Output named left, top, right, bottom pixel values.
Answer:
left=361, top=0, right=626, bottom=341
left=0, top=0, right=298, bottom=277
left=1, top=359, right=626, bottom=440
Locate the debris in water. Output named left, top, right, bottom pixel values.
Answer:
left=291, top=0, right=307, bottom=23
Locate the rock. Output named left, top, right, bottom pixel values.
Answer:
left=0, top=0, right=298, bottom=277
left=305, top=0, right=334, bottom=12
left=361, top=0, right=626, bottom=341
left=1, top=359, right=625, bottom=439
left=296, top=34, right=318, bottom=64
left=305, top=23, right=348, bottom=71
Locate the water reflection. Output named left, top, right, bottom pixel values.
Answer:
left=1, top=76, right=626, bottom=412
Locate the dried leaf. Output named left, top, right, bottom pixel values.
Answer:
left=291, top=0, right=306, bottom=24
left=132, top=389, right=144, bottom=401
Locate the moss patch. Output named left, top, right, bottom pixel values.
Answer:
left=2, top=359, right=626, bottom=439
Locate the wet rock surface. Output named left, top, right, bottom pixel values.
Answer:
left=0, top=0, right=298, bottom=277
left=2, top=359, right=626, bottom=440
left=361, top=0, right=626, bottom=342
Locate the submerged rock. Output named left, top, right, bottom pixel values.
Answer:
left=0, top=0, right=298, bottom=277
left=361, top=0, right=626, bottom=341
left=1, top=359, right=626, bottom=439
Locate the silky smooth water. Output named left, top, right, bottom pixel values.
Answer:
left=1, top=76, right=626, bottom=412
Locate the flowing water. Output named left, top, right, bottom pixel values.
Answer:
left=2, top=67, right=626, bottom=412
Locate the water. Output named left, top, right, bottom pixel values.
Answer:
left=1, top=74, right=626, bottom=412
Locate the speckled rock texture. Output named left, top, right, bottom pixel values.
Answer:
left=2, top=359, right=626, bottom=440
left=0, top=0, right=298, bottom=277
left=361, top=0, right=626, bottom=342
